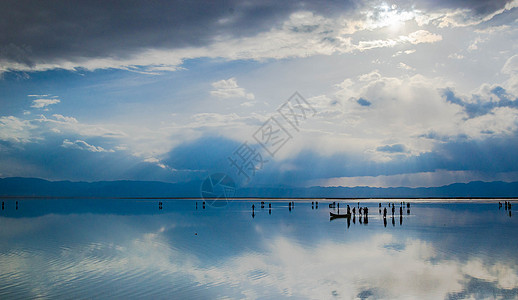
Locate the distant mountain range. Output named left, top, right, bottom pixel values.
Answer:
left=1, top=177, right=517, bottom=198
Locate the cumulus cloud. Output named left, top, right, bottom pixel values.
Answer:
left=30, top=99, right=60, bottom=109
left=210, top=77, right=254, bottom=100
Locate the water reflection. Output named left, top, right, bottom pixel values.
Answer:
left=329, top=202, right=410, bottom=230
left=500, top=201, right=513, bottom=218
left=0, top=199, right=516, bottom=299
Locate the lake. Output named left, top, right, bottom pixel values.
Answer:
left=0, top=198, right=517, bottom=299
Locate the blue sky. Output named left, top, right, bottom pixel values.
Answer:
left=1, top=0, right=518, bottom=188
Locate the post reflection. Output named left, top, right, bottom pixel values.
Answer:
left=499, top=201, right=513, bottom=218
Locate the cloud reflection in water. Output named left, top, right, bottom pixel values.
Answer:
left=0, top=202, right=517, bottom=299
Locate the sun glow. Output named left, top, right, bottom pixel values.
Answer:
left=375, top=3, right=413, bottom=31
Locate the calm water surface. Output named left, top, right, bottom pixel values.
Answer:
left=0, top=198, right=517, bottom=299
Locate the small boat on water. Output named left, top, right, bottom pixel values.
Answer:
left=329, top=211, right=351, bottom=219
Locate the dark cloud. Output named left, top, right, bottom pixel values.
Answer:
left=0, top=0, right=356, bottom=68
left=251, top=133, right=518, bottom=185
left=442, top=87, right=518, bottom=118
left=2, top=0, right=511, bottom=71
left=157, top=134, right=518, bottom=186
left=2, top=131, right=518, bottom=185
left=0, top=133, right=189, bottom=182
left=163, top=135, right=241, bottom=173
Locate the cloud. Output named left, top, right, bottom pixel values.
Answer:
left=442, top=87, right=518, bottom=118
left=397, top=62, right=415, bottom=70
left=0, top=1, right=475, bottom=75
left=0, top=132, right=184, bottom=181
left=312, top=170, right=518, bottom=188
left=52, top=114, right=78, bottom=124
left=30, top=98, right=60, bottom=109
left=61, top=139, right=114, bottom=153
left=210, top=77, right=254, bottom=100
left=502, top=54, right=518, bottom=75
left=143, top=157, right=169, bottom=170
left=1, top=1, right=518, bottom=187
left=35, top=114, right=126, bottom=138
left=163, top=136, right=241, bottom=174
left=448, top=53, right=465, bottom=59
left=415, top=0, right=518, bottom=28
left=393, top=49, right=416, bottom=57
left=3, top=213, right=516, bottom=300
left=0, top=116, right=35, bottom=143
left=0, top=1, right=358, bottom=74
left=356, top=30, right=442, bottom=51
left=404, top=30, right=443, bottom=44
left=474, top=24, right=511, bottom=33
left=377, top=144, right=407, bottom=153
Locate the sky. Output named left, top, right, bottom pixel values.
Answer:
left=1, top=0, right=518, bottom=188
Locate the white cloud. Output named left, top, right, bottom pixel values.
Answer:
left=30, top=98, right=60, bottom=109
left=36, top=114, right=126, bottom=138
left=502, top=55, right=518, bottom=94
left=416, top=0, right=518, bottom=28
left=0, top=116, right=36, bottom=143
left=298, top=72, right=462, bottom=158
left=448, top=53, right=465, bottom=60
left=475, top=25, right=511, bottom=34
left=61, top=139, right=114, bottom=153
left=397, top=62, right=415, bottom=71
left=393, top=49, right=416, bottom=57
left=502, top=54, right=518, bottom=75
left=357, top=38, right=398, bottom=51
left=143, top=157, right=170, bottom=170
left=356, top=30, right=442, bottom=51
left=52, top=114, right=78, bottom=124
left=293, top=67, right=518, bottom=162
left=468, top=37, right=485, bottom=51
left=27, top=94, right=50, bottom=97
left=404, top=30, right=443, bottom=44
left=210, top=77, right=254, bottom=100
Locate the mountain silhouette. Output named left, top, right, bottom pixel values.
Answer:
left=1, top=177, right=517, bottom=198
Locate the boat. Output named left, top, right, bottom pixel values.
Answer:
left=329, top=211, right=351, bottom=219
